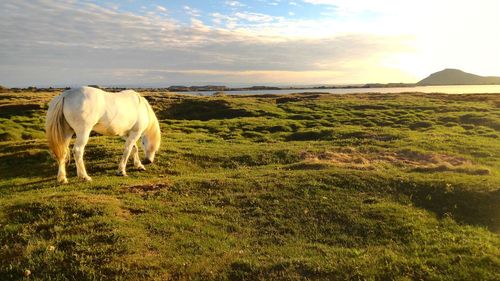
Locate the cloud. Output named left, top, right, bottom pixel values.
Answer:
left=184, top=5, right=201, bottom=18
left=0, top=0, right=417, bottom=86
left=156, top=5, right=167, bottom=12
left=234, top=12, right=279, bottom=23
left=225, top=1, right=246, bottom=8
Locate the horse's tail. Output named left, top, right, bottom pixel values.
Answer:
left=45, top=93, right=70, bottom=163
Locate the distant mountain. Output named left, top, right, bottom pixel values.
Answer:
left=417, top=69, right=500, bottom=85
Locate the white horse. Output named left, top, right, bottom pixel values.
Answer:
left=45, top=86, right=161, bottom=183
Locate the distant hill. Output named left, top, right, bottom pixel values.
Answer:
left=417, top=69, right=500, bottom=86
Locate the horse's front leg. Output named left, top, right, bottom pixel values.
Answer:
left=132, top=144, right=146, bottom=171
left=117, top=132, right=141, bottom=176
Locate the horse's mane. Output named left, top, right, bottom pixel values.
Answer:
left=142, top=97, right=161, bottom=150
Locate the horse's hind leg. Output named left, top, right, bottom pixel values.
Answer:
left=131, top=144, right=146, bottom=171
left=73, top=129, right=92, bottom=181
left=117, top=132, right=142, bottom=176
left=57, top=129, right=74, bottom=184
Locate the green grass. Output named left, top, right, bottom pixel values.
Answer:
left=0, top=90, right=499, bottom=280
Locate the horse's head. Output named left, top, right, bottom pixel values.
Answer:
left=142, top=111, right=161, bottom=164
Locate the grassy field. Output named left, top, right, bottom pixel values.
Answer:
left=0, top=89, right=499, bottom=280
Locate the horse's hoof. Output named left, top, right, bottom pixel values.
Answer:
left=136, top=165, right=146, bottom=171
left=116, top=171, right=128, bottom=177
left=81, top=176, right=92, bottom=182
left=57, top=178, right=68, bottom=184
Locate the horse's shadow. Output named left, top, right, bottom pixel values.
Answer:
left=0, top=149, right=54, bottom=180
left=0, top=139, right=128, bottom=190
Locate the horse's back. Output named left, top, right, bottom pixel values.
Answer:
left=101, top=90, right=148, bottom=135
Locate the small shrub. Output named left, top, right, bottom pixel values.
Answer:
left=286, top=130, right=334, bottom=141
left=0, top=131, right=22, bottom=142
left=409, top=121, right=433, bottom=130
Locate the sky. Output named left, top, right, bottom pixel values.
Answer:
left=1, top=0, right=499, bottom=87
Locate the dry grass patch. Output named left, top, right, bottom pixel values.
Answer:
left=297, top=147, right=489, bottom=175
left=299, top=149, right=372, bottom=170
